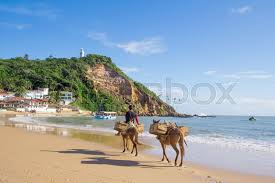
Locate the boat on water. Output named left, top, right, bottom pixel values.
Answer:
left=194, top=113, right=216, bottom=118
left=95, top=111, right=117, bottom=120
left=249, top=116, right=256, bottom=121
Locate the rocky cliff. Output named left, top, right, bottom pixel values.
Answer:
left=87, top=63, right=177, bottom=116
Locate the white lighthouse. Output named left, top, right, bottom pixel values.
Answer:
left=80, top=48, right=85, bottom=58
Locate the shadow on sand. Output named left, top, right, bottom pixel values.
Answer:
left=41, top=149, right=109, bottom=156
left=41, top=148, right=173, bottom=169
left=81, top=157, right=173, bottom=168
left=81, top=157, right=140, bottom=167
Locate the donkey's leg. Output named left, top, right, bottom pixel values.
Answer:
left=122, top=136, right=126, bottom=153
left=178, top=138, right=185, bottom=167
left=130, top=137, right=134, bottom=154
left=161, top=143, right=170, bottom=163
left=171, top=143, right=179, bottom=166
left=134, top=131, right=140, bottom=144
left=135, top=141, right=138, bottom=156
left=161, top=143, right=165, bottom=161
left=126, top=136, right=130, bottom=151
left=130, top=135, right=138, bottom=156
left=164, top=144, right=170, bottom=163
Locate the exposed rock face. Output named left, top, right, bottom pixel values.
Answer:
left=87, top=64, right=178, bottom=116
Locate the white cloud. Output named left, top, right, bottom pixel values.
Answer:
left=238, top=71, right=267, bottom=75
left=120, top=67, right=140, bottom=73
left=15, top=24, right=29, bottom=30
left=87, top=32, right=113, bottom=47
left=116, top=37, right=166, bottom=55
left=88, top=32, right=166, bottom=55
left=246, top=74, right=272, bottom=79
left=222, top=81, right=239, bottom=87
left=231, top=6, right=252, bottom=15
left=0, top=4, right=58, bottom=19
left=87, top=32, right=107, bottom=41
left=223, top=70, right=272, bottom=80
left=0, top=22, right=31, bottom=30
left=204, top=70, right=217, bottom=75
left=223, top=74, right=241, bottom=79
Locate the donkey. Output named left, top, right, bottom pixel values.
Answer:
left=153, top=119, right=187, bottom=166
left=121, top=127, right=140, bottom=156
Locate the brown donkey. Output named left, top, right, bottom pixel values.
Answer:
left=121, top=127, right=140, bottom=156
left=156, top=125, right=187, bottom=166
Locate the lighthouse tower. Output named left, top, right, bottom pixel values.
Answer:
left=80, top=48, right=85, bottom=58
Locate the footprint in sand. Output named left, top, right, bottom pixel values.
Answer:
left=205, top=175, right=222, bottom=183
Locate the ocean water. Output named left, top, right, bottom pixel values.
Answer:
left=8, top=115, right=275, bottom=177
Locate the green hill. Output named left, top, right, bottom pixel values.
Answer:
left=0, top=54, right=180, bottom=116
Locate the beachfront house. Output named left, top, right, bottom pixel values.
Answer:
left=23, top=99, right=49, bottom=112
left=0, top=97, right=49, bottom=112
left=0, top=89, right=57, bottom=113
left=59, top=91, right=74, bottom=105
left=0, top=97, right=25, bottom=109
left=24, top=88, right=49, bottom=99
left=0, top=92, right=15, bottom=101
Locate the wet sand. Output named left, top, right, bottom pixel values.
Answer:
left=0, top=125, right=274, bottom=183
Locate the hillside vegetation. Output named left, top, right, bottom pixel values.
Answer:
left=0, top=54, right=177, bottom=115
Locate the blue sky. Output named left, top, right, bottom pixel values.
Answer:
left=1, top=0, right=275, bottom=115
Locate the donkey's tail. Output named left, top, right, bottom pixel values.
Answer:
left=134, top=128, right=142, bottom=145
left=183, top=138, right=188, bottom=147
left=179, top=131, right=188, bottom=148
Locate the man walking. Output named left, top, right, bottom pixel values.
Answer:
left=125, top=105, right=140, bottom=125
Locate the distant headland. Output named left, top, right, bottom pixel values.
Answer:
left=0, top=52, right=190, bottom=117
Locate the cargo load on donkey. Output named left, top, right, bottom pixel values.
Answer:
left=114, top=121, right=144, bottom=133
left=149, top=122, right=171, bottom=135
left=149, top=121, right=189, bottom=136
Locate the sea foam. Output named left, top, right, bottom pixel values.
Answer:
left=8, top=115, right=275, bottom=153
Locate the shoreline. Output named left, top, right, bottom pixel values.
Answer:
left=3, top=114, right=275, bottom=176
left=0, top=110, right=194, bottom=118
left=2, top=114, right=275, bottom=176
left=1, top=114, right=275, bottom=182
left=0, top=110, right=92, bottom=116
left=0, top=125, right=274, bottom=183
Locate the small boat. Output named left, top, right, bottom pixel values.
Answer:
left=95, top=111, right=117, bottom=120
left=249, top=116, right=256, bottom=121
left=195, top=113, right=216, bottom=118
left=198, top=113, right=208, bottom=117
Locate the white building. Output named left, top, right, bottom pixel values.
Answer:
left=0, top=92, right=14, bottom=101
left=25, top=88, right=49, bottom=99
left=23, top=99, right=49, bottom=112
left=0, top=97, right=24, bottom=109
left=59, top=91, right=74, bottom=105
left=80, top=48, right=85, bottom=58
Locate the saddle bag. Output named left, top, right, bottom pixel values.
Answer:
left=150, top=122, right=189, bottom=136
left=149, top=123, right=168, bottom=135
left=114, top=121, right=128, bottom=132
left=114, top=121, right=144, bottom=133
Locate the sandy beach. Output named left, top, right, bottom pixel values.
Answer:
left=0, top=110, right=92, bottom=116
left=0, top=124, right=274, bottom=183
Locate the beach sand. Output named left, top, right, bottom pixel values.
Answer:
left=0, top=126, right=274, bottom=183
left=0, top=110, right=92, bottom=116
